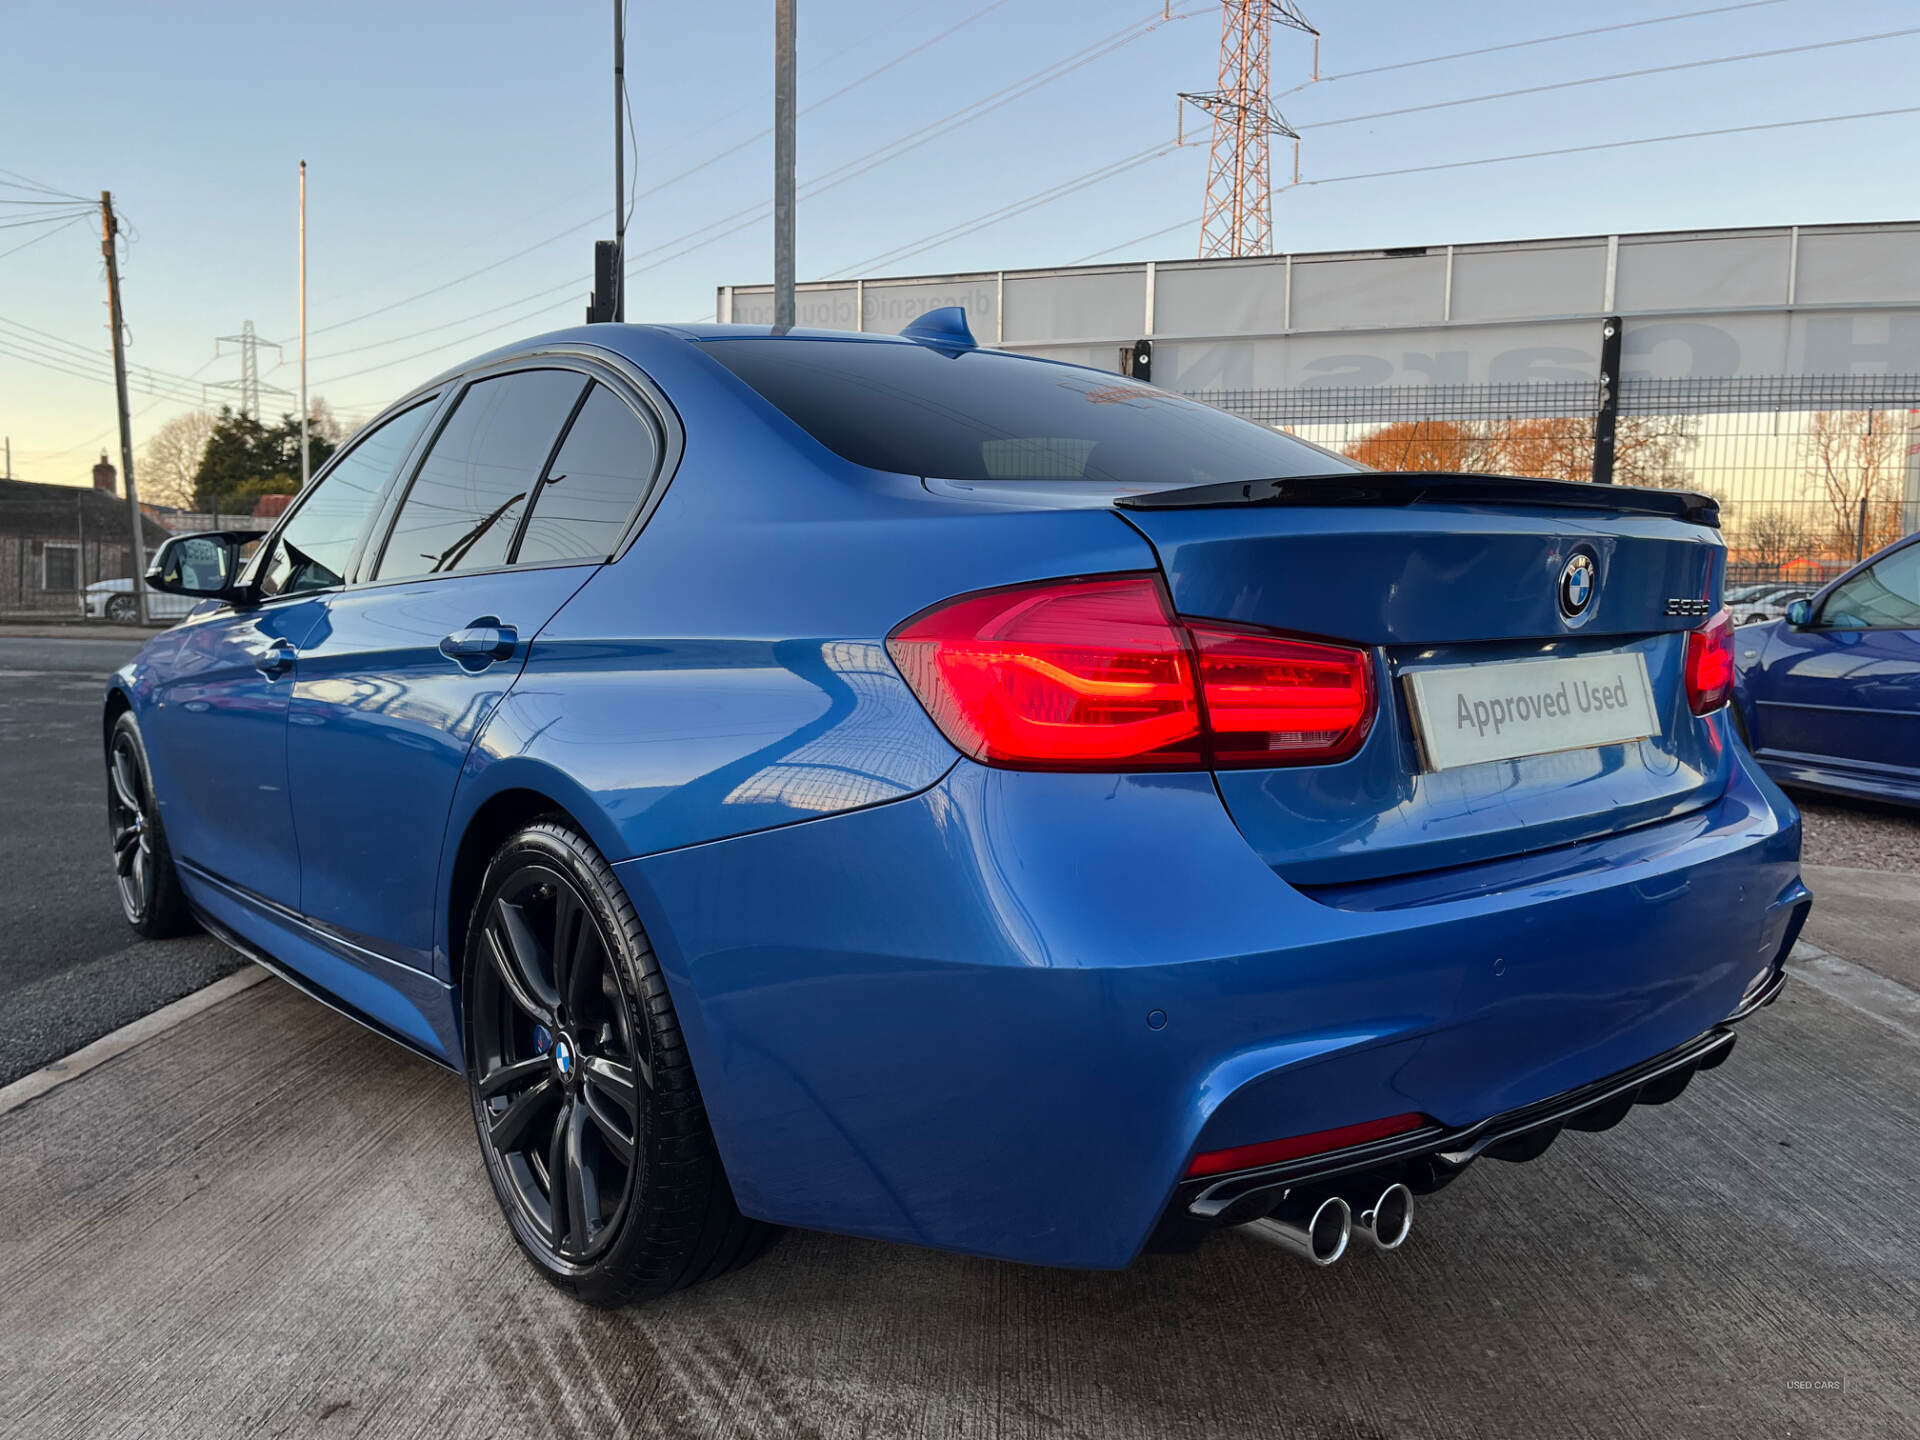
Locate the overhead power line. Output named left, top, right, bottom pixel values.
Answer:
left=0, top=166, right=89, bottom=202
left=846, top=103, right=1920, bottom=277
left=826, top=139, right=1185, bottom=278
left=1288, top=104, right=1920, bottom=190
left=0, top=214, right=90, bottom=263
left=1300, top=27, right=1920, bottom=131
left=286, top=1, right=1195, bottom=355
left=1276, top=0, right=1790, bottom=96
left=284, top=0, right=1038, bottom=347
left=0, top=314, right=215, bottom=393
left=1068, top=217, right=1203, bottom=266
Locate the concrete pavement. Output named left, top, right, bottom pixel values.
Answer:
left=1802, top=864, right=1920, bottom=993
left=1, top=933, right=1917, bottom=1437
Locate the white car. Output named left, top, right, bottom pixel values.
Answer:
left=82, top=577, right=197, bottom=624
left=1732, top=587, right=1813, bottom=627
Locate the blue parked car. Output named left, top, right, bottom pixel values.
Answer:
left=1732, top=531, right=1920, bottom=807
left=107, top=312, right=1807, bottom=1303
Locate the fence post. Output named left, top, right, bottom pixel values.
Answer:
left=1857, top=497, right=1869, bottom=562
left=1591, top=316, right=1622, bottom=484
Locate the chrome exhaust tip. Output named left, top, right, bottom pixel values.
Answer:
left=1356, top=1182, right=1413, bottom=1251
left=1259, top=1194, right=1352, bottom=1266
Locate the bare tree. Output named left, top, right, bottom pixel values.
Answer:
left=138, top=410, right=217, bottom=510
left=1735, top=507, right=1820, bottom=573
left=1803, top=410, right=1903, bottom=550
left=306, top=395, right=347, bottom=447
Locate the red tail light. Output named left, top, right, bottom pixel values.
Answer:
left=887, top=574, right=1376, bottom=771
left=1189, top=623, right=1375, bottom=765
left=1685, top=609, right=1735, bottom=715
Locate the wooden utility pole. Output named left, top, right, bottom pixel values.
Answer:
left=99, top=191, right=148, bottom=625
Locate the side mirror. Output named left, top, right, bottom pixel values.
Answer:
left=145, top=531, right=254, bottom=600
left=1785, top=599, right=1812, bottom=628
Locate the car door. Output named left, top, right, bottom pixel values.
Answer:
left=139, top=400, right=435, bottom=908
left=284, top=365, right=663, bottom=968
left=1749, top=540, right=1920, bottom=776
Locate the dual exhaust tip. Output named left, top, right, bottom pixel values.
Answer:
left=1259, top=1182, right=1413, bottom=1266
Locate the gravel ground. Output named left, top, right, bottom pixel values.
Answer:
left=1792, top=793, right=1920, bottom=873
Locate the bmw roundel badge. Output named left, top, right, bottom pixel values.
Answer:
left=1559, top=552, right=1597, bottom=621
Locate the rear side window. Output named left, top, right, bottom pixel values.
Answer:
left=258, top=398, right=434, bottom=598
left=1821, top=544, right=1920, bottom=629
left=701, top=337, right=1349, bottom=487
left=514, top=385, right=657, bottom=564
left=376, top=369, right=587, bottom=581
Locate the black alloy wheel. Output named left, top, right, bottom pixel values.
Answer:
left=105, top=711, right=194, bottom=937
left=463, top=820, right=771, bottom=1304
left=470, top=861, right=645, bottom=1263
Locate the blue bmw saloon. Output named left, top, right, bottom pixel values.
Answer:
left=1732, top=531, right=1920, bottom=808
left=107, top=310, right=1808, bottom=1302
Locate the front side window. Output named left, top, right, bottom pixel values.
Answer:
left=513, top=384, right=658, bottom=564
left=375, top=370, right=588, bottom=582
left=258, top=399, right=435, bottom=598
left=700, top=337, right=1352, bottom=488
left=1820, top=544, right=1920, bottom=629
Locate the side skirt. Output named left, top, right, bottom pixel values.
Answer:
left=180, top=862, right=463, bottom=1071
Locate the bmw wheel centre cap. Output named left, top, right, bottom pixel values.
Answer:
left=1559, top=551, right=1597, bottom=622
left=551, top=1035, right=577, bottom=1084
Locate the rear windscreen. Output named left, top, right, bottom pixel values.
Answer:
left=701, top=337, right=1353, bottom=487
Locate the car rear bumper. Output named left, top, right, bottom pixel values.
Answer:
left=614, top=731, right=1805, bottom=1269
left=1152, top=976, right=1786, bottom=1250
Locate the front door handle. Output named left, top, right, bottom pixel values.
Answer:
left=253, top=638, right=297, bottom=679
left=440, top=617, right=519, bottom=671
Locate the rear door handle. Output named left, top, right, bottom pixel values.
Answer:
left=440, top=617, right=519, bottom=671
left=253, top=638, right=297, bottom=679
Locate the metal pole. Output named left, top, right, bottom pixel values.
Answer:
left=1592, top=316, right=1622, bottom=484
left=773, top=0, right=796, bottom=329
left=614, top=0, right=627, bottom=321
left=1857, top=496, right=1869, bottom=562
left=299, top=160, right=310, bottom=489
left=100, top=191, right=148, bottom=626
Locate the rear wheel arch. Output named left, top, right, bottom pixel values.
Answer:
left=446, top=787, right=587, bottom=992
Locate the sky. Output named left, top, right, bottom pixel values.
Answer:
left=4, top=0, right=1920, bottom=485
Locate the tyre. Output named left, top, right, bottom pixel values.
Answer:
left=106, top=594, right=137, bottom=623
left=462, top=819, right=772, bottom=1305
left=106, top=711, right=197, bottom=937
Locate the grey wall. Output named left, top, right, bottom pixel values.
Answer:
left=721, top=222, right=1920, bottom=405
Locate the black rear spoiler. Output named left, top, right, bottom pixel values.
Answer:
left=1114, top=471, right=1720, bottom=528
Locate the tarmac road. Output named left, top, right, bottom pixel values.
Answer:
left=0, top=629, right=241, bottom=1084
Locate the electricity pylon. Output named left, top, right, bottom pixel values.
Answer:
left=211, top=320, right=290, bottom=419
left=1181, top=1, right=1317, bottom=259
